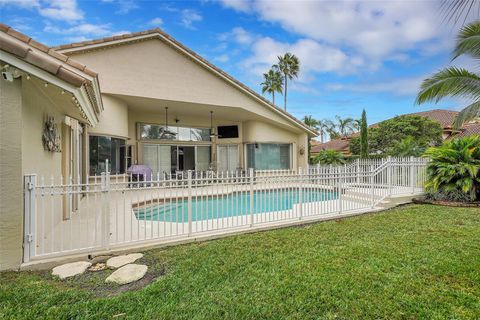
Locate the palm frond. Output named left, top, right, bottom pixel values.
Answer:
left=415, top=67, right=480, bottom=104
left=453, top=21, right=480, bottom=60
left=453, top=100, right=480, bottom=127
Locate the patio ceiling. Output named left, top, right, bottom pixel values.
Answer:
left=112, top=93, right=305, bottom=133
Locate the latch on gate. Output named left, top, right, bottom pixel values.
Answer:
left=25, top=234, right=33, bottom=243
left=27, top=182, right=34, bottom=191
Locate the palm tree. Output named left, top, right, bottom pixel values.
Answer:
left=424, top=135, right=480, bottom=201
left=276, top=53, right=300, bottom=111
left=303, top=115, right=319, bottom=158
left=335, top=116, right=357, bottom=137
left=261, top=68, right=283, bottom=106
left=317, top=119, right=332, bottom=143
left=440, top=0, right=480, bottom=25
left=416, top=21, right=480, bottom=128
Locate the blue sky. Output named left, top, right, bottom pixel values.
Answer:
left=0, top=0, right=476, bottom=126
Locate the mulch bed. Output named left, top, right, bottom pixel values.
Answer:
left=413, top=198, right=480, bottom=207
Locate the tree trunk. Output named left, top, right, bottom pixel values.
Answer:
left=284, top=74, right=287, bottom=111
left=320, top=131, right=324, bottom=143
left=272, top=92, right=275, bottom=105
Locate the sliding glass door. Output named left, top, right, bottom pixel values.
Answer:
left=143, top=144, right=211, bottom=173
left=217, top=144, right=239, bottom=172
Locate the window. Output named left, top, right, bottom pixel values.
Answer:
left=138, top=123, right=211, bottom=142
left=89, top=135, right=126, bottom=175
left=246, top=143, right=291, bottom=170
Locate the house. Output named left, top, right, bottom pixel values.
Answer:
left=0, top=25, right=316, bottom=270
left=310, top=109, right=480, bottom=158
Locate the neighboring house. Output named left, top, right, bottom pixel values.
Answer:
left=0, top=25, right=316, bottom=270
left=310, top=109, right=480, bottom=159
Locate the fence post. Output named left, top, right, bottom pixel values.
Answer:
left=100, top=168, right=111, bottom=250
left=187, top=170, right=193, bottom=236
left=23, top=174, right=36, bottom=263
left=387, top=156, right=392, bottom=197
left=338, top=167, right=343, bottom=214
left=356, top=159, right=360, bottom=185
left=370, top=164, right=375, bottom=208
left=410, top=156, right=415, bottom=194
left=299, top=167, right=303, bottom=220
left=249, top=168, right=254, bottom=227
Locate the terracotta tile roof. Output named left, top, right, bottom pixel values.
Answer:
left=407, top=109, right=459, bottom=128
left=0, top=23, right=102, bottom=122
left=52, top=28, right=317, bottom=136
left=311, top=138, right=350, bottom=153
left=0, top=23, right=98, bottom=86
left=455, top=122, right=480, bottom=138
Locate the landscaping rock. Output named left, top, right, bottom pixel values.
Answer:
left=105, top=264, right=148, bottom=285
left=52, top=261, right=92, bottom=279
left=106, top=253, right=143, bottom=269
left=89, top=255, right=112, bottom=264
left=88, top=263, right=107, bottom=272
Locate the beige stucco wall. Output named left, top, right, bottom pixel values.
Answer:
left=21, top=78, right=64, bottom=177
left=89, top=94, right=129, bottom=138
left=0, top=78, right=23, bottom=270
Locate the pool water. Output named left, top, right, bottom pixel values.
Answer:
left=134, top=189, right=337, bottom=222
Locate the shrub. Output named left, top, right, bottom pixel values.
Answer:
left=313, top=150, right=346, bottom=165
left=425, top=189, right=476, bottom=202
left=424, top=135, right=480, bottom=201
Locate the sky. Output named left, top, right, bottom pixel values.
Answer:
left=0, top=0, right=477, bottom=126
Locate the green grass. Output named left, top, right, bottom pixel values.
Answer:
left=1, top=204, right=480, bottom=319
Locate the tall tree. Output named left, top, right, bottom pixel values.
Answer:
left=359, top=109, right=368, bottom=158
left=335, top=116, right=357, bottom=137
left=416, top=21, right=480, bottom=128
left=317, top=119, right=331, bottom=143
left=303, top=115, right=319, bottom=158
left=261, top=68, right=283, bottom=106
left=276, top=53, right=300, bottom=111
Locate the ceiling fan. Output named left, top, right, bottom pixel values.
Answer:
left=209, top=111, right=221, bottom=139
left=161, top=107, right=177, bottom=139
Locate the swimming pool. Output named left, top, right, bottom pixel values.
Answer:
left=134, top=188, right=337, bottom=222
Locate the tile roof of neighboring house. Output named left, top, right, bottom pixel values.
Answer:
left=311, top=109, right=468, bottom=154
left=311, top=138, right=350, bottom=153
left=404, top=109, right=459, bottom=128
left=455, top=122, right=480, bottom=138
left=51, top=28, right=317, bottom=136
left=0, top=23, right=102, bottom=119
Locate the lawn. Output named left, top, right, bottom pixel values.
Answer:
left=1, top=204, right=479, bottom=319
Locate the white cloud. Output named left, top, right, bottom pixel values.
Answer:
left=214, top=54, right=230, bottom=63
left=38, top=0, right=83, bottom=22
left=115, top=0, right=138, bottom=14
left=221, top=0, right=476, bottom=66
left=44, top=23, right=113, bottom=37
left=220, top=0, right=252, bottom=13
left=148, top=17, right=163, bottom=26
left=242, top=37, right=361, bottom=82
left=180, top=9, right=202, bottom=29
left=219, top=27, right=254, bottom=45
left=326, top=75, right=427, bottom=96
left=0, top=0, right=39, bottom=8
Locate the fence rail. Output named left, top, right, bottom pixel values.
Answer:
left=23, top=157, right=429, bottom=262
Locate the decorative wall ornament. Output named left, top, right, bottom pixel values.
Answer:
left=42, top=116, right=61, bottom=152
left=299, top=146, right=305, bottom=156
